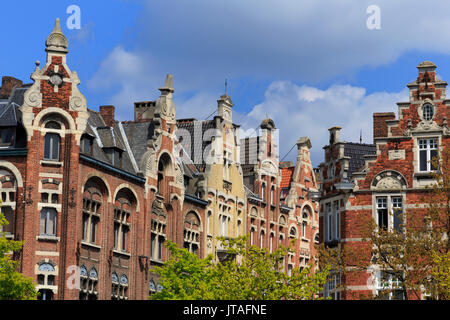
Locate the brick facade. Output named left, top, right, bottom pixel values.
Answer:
left=318, top=60, right=450, bottom=300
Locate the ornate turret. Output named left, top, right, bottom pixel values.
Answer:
left=45, top=18, right=68, bottom=54
left=217, top=94, right=234, bottom=123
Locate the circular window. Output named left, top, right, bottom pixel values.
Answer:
left=422, top=103, right=434, bottom=121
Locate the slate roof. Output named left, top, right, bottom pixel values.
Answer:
left=344, top=142, right=376, bottom=177
left=83, top=110, right=138, bottom=175
left=121, top=121, right=154, bottom=167
left=0, top=86, right=29, bottom=127
left=176, top=119, right=217, bottom=172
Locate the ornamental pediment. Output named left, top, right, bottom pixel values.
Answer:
left=371, top=170, right=407, bottom=190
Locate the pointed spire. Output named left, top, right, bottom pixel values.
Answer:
left=46, top=18, right=68, bottom=53
left=159, top=74, right=174, bottom=93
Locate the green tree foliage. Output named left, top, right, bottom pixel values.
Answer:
left=0, top=208, right=38, bottom=300
left=150, top=236, right=329, bottom=300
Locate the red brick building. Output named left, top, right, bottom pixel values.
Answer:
left=0, top=19, right=208, bottom=300
left=318, top=61, right=450, bottom=299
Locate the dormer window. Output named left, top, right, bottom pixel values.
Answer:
left=81, top=135, right=93, bottom=155
left=0, top=127, right=14, bottom=147
left=105, top=148, right=122, bottom=167
left=422, top=103, right=434, bottom=121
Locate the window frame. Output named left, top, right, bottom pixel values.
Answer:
left=418, top=138, right=438, bottom=172
left=375, top=195, right=404, bottom=232
left=44, top=133, right=61, bottom=161
left=40, top=207, right=57, bottom=236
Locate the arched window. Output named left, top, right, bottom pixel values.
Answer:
left=80, top=266, right=98, bottom=300
left=82, top=186, right=102, bottom=245
left=183, top=212, right=201, bottom=255
left=157, top=153, right=172, bottom=196
left=40, top=208, right=57, bottom=236
left=269, top=233, right=274, bottom=253
left=114, top=190, right=135, bottom=253
left=149, top=279, right=156, bottom=295
left=0, top=170, right=17, bottom=237
left=111, top=273, right=128, bottom=300
left=289, top=226, right=297, bottom=239
left=250, top=227, right=255, bottom=246
left=151, top=199, right=166, bottom=261
left=37, top=262, right=57, bottom=300
left=260, top=230, right=265, bottom=249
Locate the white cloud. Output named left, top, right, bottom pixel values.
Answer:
left=242, top=81, right=409, bottom=166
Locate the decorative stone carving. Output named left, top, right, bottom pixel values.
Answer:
left=388, top=149, right=405, bottom=160
left=45, top=18, right=68, bottom=53
left=371, top=170, right=407, bottom=190
left=155, top=75, right=176, bottom=122
left=376, top=177, right=402, bottom=189
left=69, top=72, right=87, bottom=111
left=261, top=160, right=277, bottom=175
left=23, top=62, right=43, bottom=109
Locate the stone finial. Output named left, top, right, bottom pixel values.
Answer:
left=46, top=18, right=69, bottom=53
left=260, top=118, right=276, bottom=130
left=297, top=137, right=312, bottom=149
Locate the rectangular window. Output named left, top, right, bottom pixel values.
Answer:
left=82, top=214, right=89, bottom=241
left=334, top=200, right=340, bottom=240
left=1, top=206, right=13, bottom=235
left=419, top=138, right=438, bottom=172
left=221, top=215, right=227, bottom=237
left=392, top=197, right=403, bottom=233
left=40, top=208, right=57, bottom=236
left=121, top=227, right=127, bottom=252
left=81, top=137, right=92, bottom=154
left=377, top=197, right=388, bottom=229
left=90, top=218, right=97, bottom=244
left=158, top=236, right=164, bottom=260
left=0, top=127, right=14, bottom=146
left=113, top=223, right=119, bottom=249
left=151, top=233, right=156, bottom=259
left=326, top=203, right=332, bottom=241
left=44, top=133, right=60, bottom=161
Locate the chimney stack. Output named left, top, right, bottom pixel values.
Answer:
left=373, top=112, right=395, bottom=142
left=100, top=105, right=116, bottom=127
left=0, top=76, right=23, bottom=99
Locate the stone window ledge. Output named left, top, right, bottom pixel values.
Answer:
left=81, top=241, right=101, bottom=250
left=414, top=172, right=433, bottom=179
left=37, top=235, right=60, bottom=242
left=113, top=249, right=131, bottom=257
left=40, top=160, right=63, bottom=167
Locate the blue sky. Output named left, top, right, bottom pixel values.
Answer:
left=3, top=0, right=450, bottom=166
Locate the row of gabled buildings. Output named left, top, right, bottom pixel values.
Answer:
left=1, top=19, right=447, bottom=300
left=0, top=20, right=319, bottom=300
